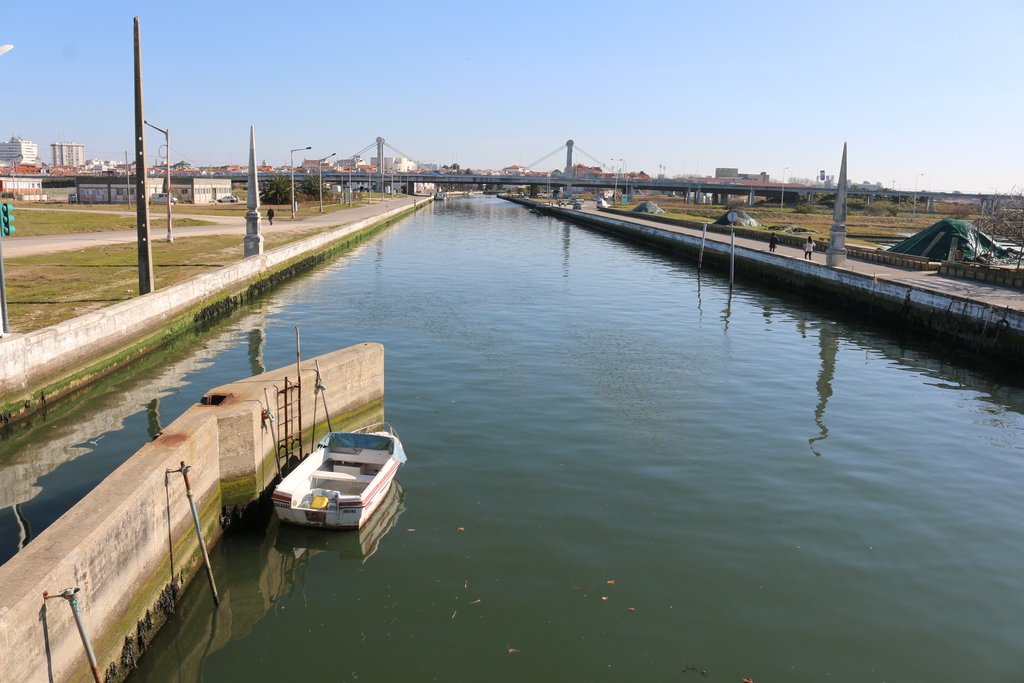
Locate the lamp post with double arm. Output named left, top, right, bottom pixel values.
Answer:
left=290, top=145, right=311, bottom=219
left=144, top=120, right=172, bottom=242
left=318, top=152, right=336, bottom=213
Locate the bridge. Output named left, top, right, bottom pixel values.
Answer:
left=314, top=136, right=1001, bottom=211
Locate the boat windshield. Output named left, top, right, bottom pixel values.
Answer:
left=320, top=432, right=395, bottom=453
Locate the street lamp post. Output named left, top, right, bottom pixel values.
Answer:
left=290, top=145, right=311, bottom=219
left=125, top=150, right=132, bottom=210
left=144, top=120, right=172, bottom=242
left=912, top=172, right=924, bottom=221
left=318, top=152, right=336, bottom=213
left=780, top=167, right=788, bottom=211
left=611, top=158, right=622, bottom=203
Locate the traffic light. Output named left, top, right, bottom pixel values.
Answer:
left=0, top=203, right=14, bottom=237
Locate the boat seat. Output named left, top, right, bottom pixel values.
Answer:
left=312, top=470, right=374, bottom=483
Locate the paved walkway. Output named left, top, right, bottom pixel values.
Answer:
left=2, top=196, right=424, bottom=258
left=576, top=204, right=1024, bottom=313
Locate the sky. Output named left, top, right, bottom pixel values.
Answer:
left=2, top=0, right=1022, bottom=194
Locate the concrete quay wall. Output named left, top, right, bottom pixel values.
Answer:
left=206, top=342, right=386, bottom=517
left=0, top=343, right=384, bottom=682
left=515, top=199, right=1024, bottom=364
left=0, top=197, right=431, bottom=422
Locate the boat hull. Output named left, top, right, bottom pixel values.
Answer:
left=273, top=461, right=399, bottom=529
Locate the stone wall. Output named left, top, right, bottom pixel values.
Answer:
left=940, top=262, right=1024, bottom=290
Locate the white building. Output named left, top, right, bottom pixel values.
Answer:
left=0, top=136, right=39, bottom=164
left=371, top=156, right=417, bottom=172
left=51, top=141, right=85, bottom=167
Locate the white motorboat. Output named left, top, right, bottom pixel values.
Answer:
left=271, top=423, right=407, bottom=529
left=434, top=190, right=447, bottom=201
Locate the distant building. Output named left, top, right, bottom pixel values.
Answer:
left=74, top=176, right=232, bottom=204
left=51, top=141, right=85, bottom=167
left=0, top=136, right=40, bottom=164
left=371, top=156, right=417, bottom=173
left=715, top=168, right=739, bottom=178
left=0, top=176, right=46, bottom=201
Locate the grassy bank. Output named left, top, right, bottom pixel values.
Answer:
left=5, top=227, right=324, bottom=331
left=13, top=209, right=215, bottom=235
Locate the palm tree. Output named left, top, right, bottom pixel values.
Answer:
left=260, top=175, right=291, bottom=205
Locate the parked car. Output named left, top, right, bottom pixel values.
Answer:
left=217, top=195, right=240, bottom=203
left=572, top=200, right=583, bottom=210
left=151, top=193, right=178, bottom=204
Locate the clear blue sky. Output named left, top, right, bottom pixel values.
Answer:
left=3, top=0, right=1021, bottom=193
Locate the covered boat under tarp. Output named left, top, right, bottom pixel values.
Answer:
left=888, top=218, right=1010, bottom=262
left=632, top=201, right=665, bottom=214
left=714, top=210, right=759, bottom=227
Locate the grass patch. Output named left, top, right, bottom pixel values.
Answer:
left=5, top=227, right=323, bottom=332
left=14, top=209, right=214, bottom=236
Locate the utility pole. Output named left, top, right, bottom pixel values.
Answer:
left=133, top=17, right=154, bottom=294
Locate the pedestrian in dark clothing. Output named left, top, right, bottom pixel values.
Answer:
left=768, top=233, right=779, bottom=253
left=267, top=208, right=275, bottom=226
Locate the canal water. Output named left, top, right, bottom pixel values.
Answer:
left=3, top=197, right=1023, bottom=681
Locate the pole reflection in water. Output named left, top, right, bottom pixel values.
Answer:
left=131, top=484, right=406, bottom=681
left=809, top=323, right=838, bottom=457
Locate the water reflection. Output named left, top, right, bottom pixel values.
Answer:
left=809, top=323, right=838, bottom=457
left=0, top=309, right=276, bottom=561
left=131, top=484, right=405, bottom=682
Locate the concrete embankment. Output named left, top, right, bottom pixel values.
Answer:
left=0, top=197, right=433, bottom=425
left=0, top=343, right=384, bottom=682
left=507, top=197, right=1024, bottom=365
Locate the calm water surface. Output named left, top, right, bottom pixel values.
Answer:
left=4, top=198, right=1023, bottom=682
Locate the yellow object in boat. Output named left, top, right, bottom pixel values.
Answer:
left=310, top=495, right=329, bottom=510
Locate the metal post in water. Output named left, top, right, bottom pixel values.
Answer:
left=43, top=588, right=101, bottom=683
left=167, top=462, right=220, bottom=605
left=698, top=222, right=708, bottom=270
left=730, top=229, right=736, bottom=287
left=295, top=326, right=303, bottom=455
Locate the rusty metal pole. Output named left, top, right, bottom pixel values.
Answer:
left=295, top=326, right=303, bottom=455
left=698, top=222, right=708, bottom=271
left=43, top=588, right=101, bottom=682
left=167, top=461, right=220, bottom=605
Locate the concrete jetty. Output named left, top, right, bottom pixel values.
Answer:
left=0, top=343, right=384, bottom=682
left=506, top=197, right=1024, bottom=365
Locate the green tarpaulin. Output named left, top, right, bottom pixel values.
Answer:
left=888, top=218, right=1009, bottom=261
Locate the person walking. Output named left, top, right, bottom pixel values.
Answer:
left=769, top=233, right=779, bottom=253
left=267, top=208, right=275, bottom=226
left=804, top=236, right=815, bottom=260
